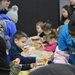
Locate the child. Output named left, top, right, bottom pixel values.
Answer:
left=41, top=22, right=52, bottom=43
left=9, top=30, right=42, bottom=70
left=30, top=21, right=45, bottom=42
left=42, top=22, right=51, bottom=36
left=60, top=5, right=73, bottom=25
left=36, top=21, right=45, bottom=37
left=44, top=29, right=58, bottom=52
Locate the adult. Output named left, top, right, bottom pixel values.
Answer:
left=0, top=0, right=11, bottom=14
left=54, top=13, right=75, bottom=65
left=0, top=21, right=10, bottom=75
left=0, top=5, right=18, bottom=44
left=69, top=0, right=75, bottom=12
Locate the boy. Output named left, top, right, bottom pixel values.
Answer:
left=9, top=31, right=41, bottom=70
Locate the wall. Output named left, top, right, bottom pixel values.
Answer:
left=10, top=0, right=59, bottom=36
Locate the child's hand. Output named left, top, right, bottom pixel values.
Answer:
left=38, top=57, right=44, bottom=63
left=37, top=58, right=48, bottom=66
left=30, top=63, right=37, bottom=68
left=42, top=44, right=46, bottom=49
left=36, top=40, right=42, bottom=44
left=13, top=58, right=20, bottom=64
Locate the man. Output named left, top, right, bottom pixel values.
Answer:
left=0, top=0, right=11, bottom=14
left=69, top=0, right=75, bottom=12
left=54, top=13, right=75, bottom=65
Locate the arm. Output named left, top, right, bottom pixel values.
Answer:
left=22, top=64, right=31, bottom=70
left=9, top=46, right=36, bottom=64
left=30, top=36, right=40, bottom=40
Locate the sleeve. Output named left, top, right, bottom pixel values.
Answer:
left=22, top=64, right=31, bottom=70
left=9, top=46, right=36, bottom=64
left=53, top=46, right=69, bottom=64
left=58, top=28, right=68, bottom=51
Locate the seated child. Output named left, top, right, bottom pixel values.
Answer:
left=42, top=22, right=51, bottom=36
left=36, top=21, right=45, bottom=37
left=43, top=29, right=58, bottom=52
left=41, top=22, right=52, bottom=43
left=9, top=31, right=42, bottom=70
left=30, top=21, right=45, bottom=43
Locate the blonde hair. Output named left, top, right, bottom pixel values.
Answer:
left=36, top=21, right=44, bottom=28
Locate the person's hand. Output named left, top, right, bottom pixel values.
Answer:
left=42, top=43, right=46, bottom=49
left=13, top=58, right=20, bottom=64
left=30, top=63, right=37, bottom=68
left=38, top=57, right=44, bottom=63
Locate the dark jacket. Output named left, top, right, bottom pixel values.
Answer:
left=29, top=63, right=75, bottom=75
left=9, top=44, right=36, bottom=70
left=70, top=5, right=75, bottom=12
left=0, top=36, right=10, bottom=75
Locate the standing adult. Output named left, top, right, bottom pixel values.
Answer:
left=0, top=0, right=11, bottom=14
left=0, top=5, right=18, bottom=44
left=69, top=0, right=75, bottom=12
left=0, top=20, right=10, bottom=75
left=54, top=13, right=75, bottom=65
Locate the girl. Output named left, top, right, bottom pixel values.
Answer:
left=36, top=21, right=45, bottom=37
left=60, top=5, right=73, bottom=25
left=44, top=29, right=58, bottom=52
left=30, top=21, right=45, bottom=44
